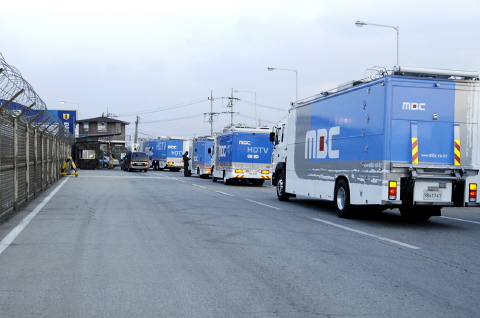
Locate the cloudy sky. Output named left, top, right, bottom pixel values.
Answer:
left=1, top=0, right=479, bottom=139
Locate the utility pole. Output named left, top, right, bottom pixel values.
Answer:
left=227, top=88, right=239, bottom=126
left=209, top=91, right=214, bottom=136
left=134, top=116, right=139, bottom=144
left=206, top=90, right=239, bottom=133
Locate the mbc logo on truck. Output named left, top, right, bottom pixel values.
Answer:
left=239, top=141, right=251, bottom=145
left=219, top=145, right=230, bottom=158
left=305, top=126, right=340, bottom=159
left=402, top=102, right=426, bottom=111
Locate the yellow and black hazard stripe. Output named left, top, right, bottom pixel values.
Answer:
left=454, top=124, right=461, bottom=166
left=411, top=122, right=418, bottom=164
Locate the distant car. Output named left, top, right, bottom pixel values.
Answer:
left=122, top=152, right=149, bottom=172
left=100, top=156, right=119, bottom=168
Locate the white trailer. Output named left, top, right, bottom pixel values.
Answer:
left=211, top=125, right=273, bottom=186
left=190, top=136, right=214, bottom=178
left=143, top=137, right=190, bottom=171
left=271, top=66, right=480, bottom=220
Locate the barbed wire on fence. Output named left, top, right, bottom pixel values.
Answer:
left=0, top=52, right=74, bottom=144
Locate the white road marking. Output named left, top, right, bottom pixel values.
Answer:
left=312, top=218, right=421, bottom=250
left=215, top=191, right=234, bottom=197
left=244, top=199, right=281, bottom=210
left=192, top=184, right=206, bottom=189
left=440, top=216, right=480, bottom=225
left=0, top=176, right=70, bottom=256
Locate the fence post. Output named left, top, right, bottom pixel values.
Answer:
left=49, top=135, right=53, bottom=185
left=13, top=116, right=18, bottom=210
left=25, top=123, right=30, bottom=202
left=41, top=130, right=45, bottom=192
left=0, top=113, right=2, bottom=213
left=46, top=134, right=50, bottom=186
left=34, top=127, right=38, bottom=196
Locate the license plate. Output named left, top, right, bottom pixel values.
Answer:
left=424, top=190, right=442, bottom=200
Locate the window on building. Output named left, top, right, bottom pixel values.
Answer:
left=98, top=122, right=106, bottom=132
left=81, top=150, right=95, bottom=159
left=83, top=122, right=89, bottom=132
left=116, top=123, right=121, bottom=133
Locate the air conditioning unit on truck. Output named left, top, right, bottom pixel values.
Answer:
left=190, top=136, right=214, bottom=178
left=271, top=66, right=480, bottom=220
left=211, top=125, right=274, bottom=186
left=143, top=137, right=190, bottom=171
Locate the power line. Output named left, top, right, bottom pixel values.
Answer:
left=141, top=113, right=204, bottom=124
left=115, top=98, right=208, bottom=117
left=237, top=113, right=277, bottom=125
left=237, top=99, right=288, bottom=111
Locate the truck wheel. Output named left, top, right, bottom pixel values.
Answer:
left=212, top=168, right=217, bottom=182
left=276, top=173, right=290, bottom=202
left=334, top=179, right=354, bottom=218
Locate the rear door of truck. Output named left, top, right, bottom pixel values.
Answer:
left=390, top=77, right=456, bottom=165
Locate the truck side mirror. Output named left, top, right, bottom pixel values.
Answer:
left=208, top=148, right=212, bottom=154
left=269, top=132, right=275, bottom=142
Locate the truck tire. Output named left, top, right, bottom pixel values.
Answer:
left=211, top=167, right=217, bottom=182
left=276, top=173, right=290, bottom=201
left=334, top=179, right=354, bottom=218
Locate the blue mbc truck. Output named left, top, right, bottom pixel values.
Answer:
left=272, top=66, right=480, bottom=220
left=144, top=137, right=189, bottom=171
left=190, top=136, right=214, bottom=178
left=211, top=125, right=273, bottom=186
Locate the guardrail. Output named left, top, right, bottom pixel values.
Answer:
left=0, top=52, right=74, bottom=221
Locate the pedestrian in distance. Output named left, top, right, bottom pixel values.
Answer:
left=182, top=151, right=191, bottom=177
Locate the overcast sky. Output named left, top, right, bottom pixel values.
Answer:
left=2, top=0, right=479, bottom=139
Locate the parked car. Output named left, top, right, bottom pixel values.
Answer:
left=100, top=156, right=119, bottom=168
left=122, top=152, right=149, bottom=172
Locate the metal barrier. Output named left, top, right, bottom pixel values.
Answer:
left=0, top=52, right=74, bottom=221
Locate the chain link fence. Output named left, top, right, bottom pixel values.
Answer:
left=1, top=52, right=75, bottom=221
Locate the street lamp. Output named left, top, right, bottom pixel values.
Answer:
left=60, top=101, right=80, bottom=119
left=267, top=67, right=298, bottom=102
left=355, top=20, right=400, bottom=66
left=234, top=90, right=257, bottom=127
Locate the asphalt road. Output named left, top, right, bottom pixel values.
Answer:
left=0, top=168, right=479, bottom=317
